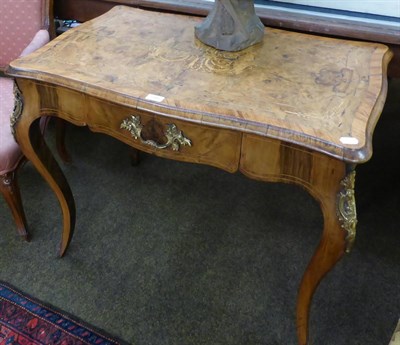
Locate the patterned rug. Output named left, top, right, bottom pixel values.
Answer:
left=0, top=282, right=125, bottom=345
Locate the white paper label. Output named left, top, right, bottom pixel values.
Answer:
left=340, top=137, right=359, bottom=145
left=145, top=94, right=165, bottom=102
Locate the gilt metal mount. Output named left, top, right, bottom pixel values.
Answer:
left=337, top=170, right=358, bottom=253
left=10, top=82, right=24, bottom=137
left=120, top=115, right=192, bottom=151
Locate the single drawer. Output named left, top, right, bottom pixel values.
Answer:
left=86, top=97, right=241, bottom=173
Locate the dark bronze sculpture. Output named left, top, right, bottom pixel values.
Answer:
left=195, top=0, right=264, bottom=51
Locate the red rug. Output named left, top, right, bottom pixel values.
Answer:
left=0, top=282, right=125, bottom=345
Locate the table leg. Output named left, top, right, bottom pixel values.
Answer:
left=240, top=135, right=356, bottom=344
left=130, top=148, right=141, bottom=166
left=13, top=82, right=76, bottom=257
left=296, top=179, right=348, bottom=344
left=296, top=168, right=356, bottom=344
left=56, top=118, right=71, bottom=163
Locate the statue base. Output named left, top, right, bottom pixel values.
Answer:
left=195, top=0, right=264, bottom=52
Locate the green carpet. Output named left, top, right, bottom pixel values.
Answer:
left=1, top=79, right=399, bottom=344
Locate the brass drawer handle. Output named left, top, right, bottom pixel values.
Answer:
left=120, top=115, right=192, bottom=151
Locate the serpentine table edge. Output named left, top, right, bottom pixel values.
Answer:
left=6, top=6, right=393, bottom=345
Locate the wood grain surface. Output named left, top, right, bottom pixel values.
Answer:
left=6, top=6, right=392, bottom=345
left=7, top=6, right=392, bottom=163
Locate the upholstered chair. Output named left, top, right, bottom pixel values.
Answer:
left=0, top=0, right=53, bottom=240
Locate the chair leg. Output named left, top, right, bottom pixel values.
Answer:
left=0, top=171, right=30, bottom=241
left=56, top=118, right=71, bottom=163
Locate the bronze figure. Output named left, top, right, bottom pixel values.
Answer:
left=195, top=0, right=264, bottom=51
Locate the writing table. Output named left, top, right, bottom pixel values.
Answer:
left=7, top=6, right=392, bottom=345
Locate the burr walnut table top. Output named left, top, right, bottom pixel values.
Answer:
left=6, top=6, right=392, bottom=345
left=8, top=5, right=391, bottom=163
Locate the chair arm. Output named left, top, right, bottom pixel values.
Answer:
left=20, top=30, right=50, bottom=57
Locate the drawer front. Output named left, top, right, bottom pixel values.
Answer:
left=86, top=98, right=241, bottom=173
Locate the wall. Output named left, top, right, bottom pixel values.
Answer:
left=269, top=0, right=400, bottom=18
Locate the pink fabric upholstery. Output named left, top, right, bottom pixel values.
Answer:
left=0, top=77, right=23, bottom=175
left=0, top=0, right=44, bottom=70
left=0, top=2, right=50, bottom=175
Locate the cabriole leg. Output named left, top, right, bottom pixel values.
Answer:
left=239, top=134, right=357, bottom=344
left=13, top=80, right=76, bottom=257
left=296, top=167, right=357, bottom=345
